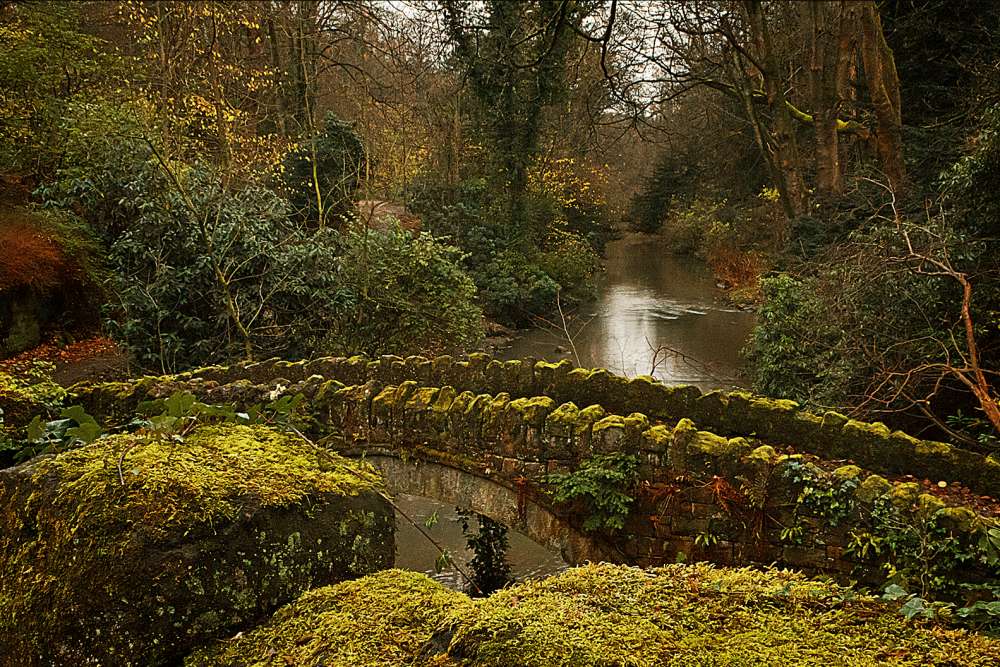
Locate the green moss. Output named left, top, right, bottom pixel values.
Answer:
left=508, top=396, right=555, bottom=426
left=857, top=474, right=892, bottom=503
left=937, top=506, right=980, bottom=533
left=747, top=444, right=781, bottom=463
left=0, top=424, right=390, bottom=663
left=917, top=493, right=946, bottom=519
left=444, top=563, right=999, bottom=666
left=832, top=465, right=863, bottom=481
left=0, top=367, right=67, bottom=426
left=187, top=570, right=472, bottom=666
left=890, top=482, right=922, bottom=509
left=640, top=425, right=672, bottom=452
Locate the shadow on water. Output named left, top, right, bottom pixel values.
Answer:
left=499, top=234, right=756, bottom=391
left=394, top=493, right=567, bottom=590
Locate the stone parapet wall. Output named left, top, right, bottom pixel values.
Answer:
left=86, top=352, right=1000, bottom=499
left=68, top=371, right=999, bottom=587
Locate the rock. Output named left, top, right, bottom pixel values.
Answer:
left=0, top=424, right=394, bottom=666
left=187, top=570, right=471, bottom=666
left=189, top=563, right=1000, bottom=666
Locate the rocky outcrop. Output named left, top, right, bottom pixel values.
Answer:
left=0, top=424, right=394, bottom=666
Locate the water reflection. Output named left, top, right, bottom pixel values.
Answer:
left=500, top=234, right=755, bottom=391
left=394, top=493, right=567, bottom=590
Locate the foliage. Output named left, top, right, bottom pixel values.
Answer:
left=0, top=2, right=118, bottom=176
left=744, top=274, right=840, bottom=404
left=858, top=496, right=1000, bottom=606
left=411, top=174, right=603, bottom=324
left=281, top=112, right=368, bottom=228
left=629, top=152, right=699, bottom=233
left=0, top=362, right=69, bottom=466
left=781, top=460, right=859, bottom=532
left=746, top=216, right=1000, bottom=447
left=329, top=223, right=483, bottom=356
left=97, top=161, right=325, bottom=370
left=457, top=509, right=513, bottom=596
left=547, top=453, right=639, bottom=531
left=16, top=405, right=104, bottom=463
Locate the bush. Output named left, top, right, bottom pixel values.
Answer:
left=743, top=274, right=840, bottom=404
left=411, top=177, right=599, bottom=324
left=281, top=112, right=368, bottom=228
left=328, top=222, right=483, bottom=356
left=661, top=198, right=724, bottom=254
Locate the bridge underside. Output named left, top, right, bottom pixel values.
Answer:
left=363, top=455, right=608, bottom=566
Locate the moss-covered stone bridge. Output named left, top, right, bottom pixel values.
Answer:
left=70, top=353, right=1000, bottom=585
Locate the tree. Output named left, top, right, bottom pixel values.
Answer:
left=442, top=0, right=589, bottom=232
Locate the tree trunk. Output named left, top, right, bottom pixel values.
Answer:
left=744, top=0, right=805, bottom=217
left=858, top=1, right=906, bottom=192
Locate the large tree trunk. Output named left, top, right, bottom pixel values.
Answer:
left=744, top=0, right=805, bottom=217
left=858, top=1, right=906, bottom=192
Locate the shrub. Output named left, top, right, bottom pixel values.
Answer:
left=662, top=198, right=724, bottom=254
left=534, top=228, right=601, bottom=303
left=328, top=222, right=483, bottom=356
left=281, top=112, right=368, bottom=228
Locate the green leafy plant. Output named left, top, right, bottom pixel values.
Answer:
left=547, top=453, right=639, bottom=531
left=782, top=459, right=858, bottom=527
left=16, top=405, right=104, bottom=462
left=457, top=509, right=513, bottom=596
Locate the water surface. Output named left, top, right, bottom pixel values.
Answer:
left=500, top=234, right=755, bottom=391
left=393, top=494, right=567, bottom=590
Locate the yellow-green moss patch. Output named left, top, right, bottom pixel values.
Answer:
left=0, top=424, right=392, bottom=665
left=187, top=570, right=472, bottom=666
left=445, top=563, right=999, bottom=666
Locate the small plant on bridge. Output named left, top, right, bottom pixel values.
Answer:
left=781, top=459, right=858, bottom=528
left=546, top=453, right=639, bottom=532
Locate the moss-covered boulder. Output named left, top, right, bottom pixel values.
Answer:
left=190, top=563, right=999, bottom=666
left=187, top=569, right=472, bottom=666
left=445, top=564, right=999, bottom=666
left=0, top=424, right=394, bottom=666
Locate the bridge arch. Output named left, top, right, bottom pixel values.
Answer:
left=361, top=453, right=610, bottom=566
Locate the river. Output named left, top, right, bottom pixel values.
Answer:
left=395, top=234, right=756, bottom=587
left=500, top=233, right=755, bottom=391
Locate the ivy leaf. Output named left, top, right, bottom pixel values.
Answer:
left=164, top=391, right=196, bottom=418
left=899, top=597, right=930, bottom=620
left=882, top=584, right=909, bottom=601
left=60, top=405, right=97, bottom=425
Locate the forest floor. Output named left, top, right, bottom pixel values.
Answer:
left=0, top=334, right=128, bottom=385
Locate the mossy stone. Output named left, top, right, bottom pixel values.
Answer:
left=0, top=424, right=394, bottom=666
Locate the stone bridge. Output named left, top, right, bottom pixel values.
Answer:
left=71, top=353, right=1000, bottom=586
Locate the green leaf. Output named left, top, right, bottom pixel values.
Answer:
left=164, top=391, right=196, bottom=418
left=26, top=415, right=44, bottom=442
left=882, top=584, right=909, bottom=601
left=60, top=405, right=97, bottom=425
left=66, top=421, right=102, bottom=444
